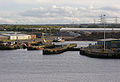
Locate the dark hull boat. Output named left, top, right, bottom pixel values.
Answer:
left=27, top=45, right=45, bottom=50
left=43, top=43, right=77, bottom=55
left=0, top=45, right=19, bottom=50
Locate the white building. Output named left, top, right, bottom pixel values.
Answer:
left=0, top=32, right=32, bottom=40
left=17, top=34, right=31, bottom=40
left=8, top=34, right=31, bottom=40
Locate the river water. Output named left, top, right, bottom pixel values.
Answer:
left=0, top=41, right=120, bottom=82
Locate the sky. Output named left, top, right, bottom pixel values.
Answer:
left=0, top=0, right=120, bottom=24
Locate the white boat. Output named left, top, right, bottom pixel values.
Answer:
left=53, top=37, right=65, bottom=42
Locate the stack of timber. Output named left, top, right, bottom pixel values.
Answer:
left=43, top=43, right=78, bottom=55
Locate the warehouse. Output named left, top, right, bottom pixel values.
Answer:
left=16, top=34, right=31, bottom=40
left=0, top=31, right=36, bottom=40
left=7, top=34, right=31, bottom=40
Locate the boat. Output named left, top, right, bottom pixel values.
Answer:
left=0, top=41, right=20, bottom=50
left=53, top=32, right=65, bottom=42
left=53, top=37, right=65, bottom=42
left=26, top=41, right=45, bottom=50
left=0, top=45, right=15, bottom=50
left=43, top=43, right=77, bottom=55
left=27, top=45, right=45, bottom=50
left=27, top=33, right=53, bottom=50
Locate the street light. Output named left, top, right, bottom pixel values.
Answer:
left=103, top=14, right=106, bottom=51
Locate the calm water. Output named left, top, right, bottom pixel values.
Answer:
left=0, top=41, right=120, bottom=82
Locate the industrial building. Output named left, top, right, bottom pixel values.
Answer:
left=0, top=31, right=36, bottom=40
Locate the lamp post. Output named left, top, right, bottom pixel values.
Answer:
left=103, top=14, right=106, bottom=51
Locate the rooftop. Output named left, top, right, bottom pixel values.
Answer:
left=60, top=28, right=120, bottom=31
left=98, top=38, right=119, bottom=41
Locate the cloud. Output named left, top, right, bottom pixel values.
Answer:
left=0, top=17, right=15, bottom=23
left=12, top=0, right=37, bottom=4
left=101, top=6, right=120, bottom=12
left=18, top=6, right=102, bottom=24
left=1, top=4, right=120, bottom=24
left=20, top=6, right=77, bottom=18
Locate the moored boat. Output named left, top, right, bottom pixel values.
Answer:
left=53, top=37, right=65, bottom=42
left=27, top=45, right=45, bottom=50
left=43, top=43, right=77, bottom=55
left=0, top=41, right=20, bottom=50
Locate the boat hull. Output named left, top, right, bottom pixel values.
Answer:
left=43, top=43, right=77, bottom=55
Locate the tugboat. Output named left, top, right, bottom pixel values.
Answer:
left=0, top=41, right=20, bottom=50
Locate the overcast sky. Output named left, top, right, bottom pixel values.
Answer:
left=0, top=0, right=120, bottom=24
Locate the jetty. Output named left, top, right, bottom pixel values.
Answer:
left=80, top=39, right=120, bottom=58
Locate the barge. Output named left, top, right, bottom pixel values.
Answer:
left=43, top=43, right=77, bottom=55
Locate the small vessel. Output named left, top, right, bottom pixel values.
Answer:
left=27, top=33, right=53, bottom=50
left=27, top=45, right=45, bottom=50
left=26, top=41, right=45, bottom=50
left=0, top=41, right=20, bottom=50
left=53, top=37, right=64, bottom=42
left=43, top=43, right=77, bottom=55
